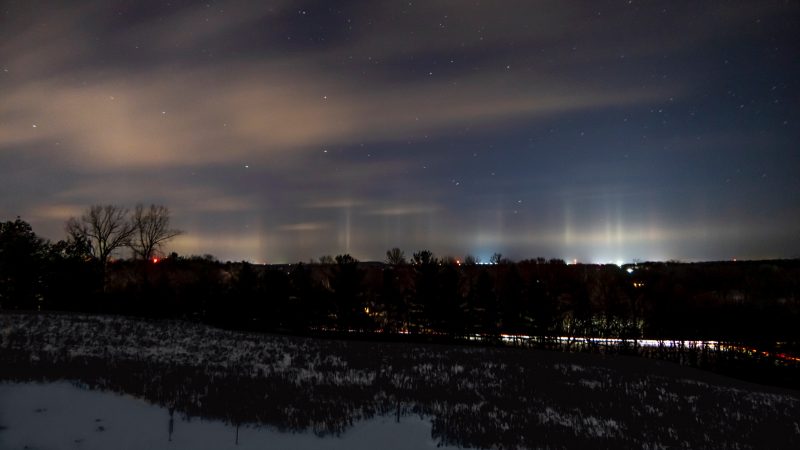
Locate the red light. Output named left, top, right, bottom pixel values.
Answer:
left=152, top=258, right=159, bottom=264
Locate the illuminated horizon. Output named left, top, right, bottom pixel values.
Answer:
left=2, top=1, right=798, bottom=264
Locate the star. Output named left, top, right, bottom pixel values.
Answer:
left=2, top=0, right=797, bottom=264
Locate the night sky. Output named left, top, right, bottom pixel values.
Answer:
left=1, top=1, right=798, bottom=263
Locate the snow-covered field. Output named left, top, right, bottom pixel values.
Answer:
left=1, top=313, right=799, bottom=449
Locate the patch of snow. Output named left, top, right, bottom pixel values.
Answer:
left=578, top=379, right=601, bottom=390
left=537, top=406, right=622, bottom=438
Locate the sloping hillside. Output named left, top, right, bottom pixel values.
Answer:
left=1, top=313, right=798, bottom=449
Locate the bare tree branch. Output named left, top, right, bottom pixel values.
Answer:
left=129, top=204, right=182, bottom=260
left=385, top=247, right=406, bottom=265
left=66, top=205, right=135, bottom=267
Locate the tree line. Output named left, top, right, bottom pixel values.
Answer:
left=0, top=204, right=180, bottom=306
left=2, top=212, right=800, bottom=347
left=65, top=204, right=181, bottom=264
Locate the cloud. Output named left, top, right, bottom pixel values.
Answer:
left=118, top=2, right=291, bottom=53
left=277, top=222, right=329, bottom=232
left=3, top=0, right=796, bottom=262
left=303, top=199, right=367, bottom=209
left=365, top=205, right=439, bottom=216
left=172, top=232, right=264, bottom=261
left=0, top=0, right=676, bottom=174
left=1, top=0, right=788, bottom=175
left=0, top=65, right=669, bottom=173
left=26, top=203, right=85, bottom=222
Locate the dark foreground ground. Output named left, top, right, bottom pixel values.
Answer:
left=1, top=313, right=799, bottom=449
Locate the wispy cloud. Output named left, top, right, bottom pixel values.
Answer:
left=0, top=1, right=677, bottom=173
left=0, top=65, right=669, bottom=171
left=303, top=199, right=368, bottom=209
left=277, top=222, right=329, bottom=232
left=365, top=205, right=439, bottom=216
left=2, top=0, right=796, bottom=262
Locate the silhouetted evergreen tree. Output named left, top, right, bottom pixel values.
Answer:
left=411, top=251, right=438, bottom=332
left=380, top=265, right=410, bottom=332
left=436, top=264, right=465, bottom=335
left=259, top=268, right=291, bottom=329
left=525, top=268, right=556, bottom=335
left=41, top=236, right=97, bottom=311
left=498, top=265, right=526, bottom=334
left=469, top=270, right=497, bottom=334
left=288, top=263, right=325, bottom=330
left=0, top=218, right=46, bottom=310
left=232, top=262, right=260, bottom=328
left=331, top=254, right=368, bottom=330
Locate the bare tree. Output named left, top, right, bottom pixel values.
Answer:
left=412, top=250, right=436, bottom=265
left=129, top=204, right=182, bottom=260
left=463, top=254, right=479, bottom=265
left=66, top=205, right=135, bottom=268
left=490, top=252, right=503, bottom=265
left=385, top=247, right=406, bottom=265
